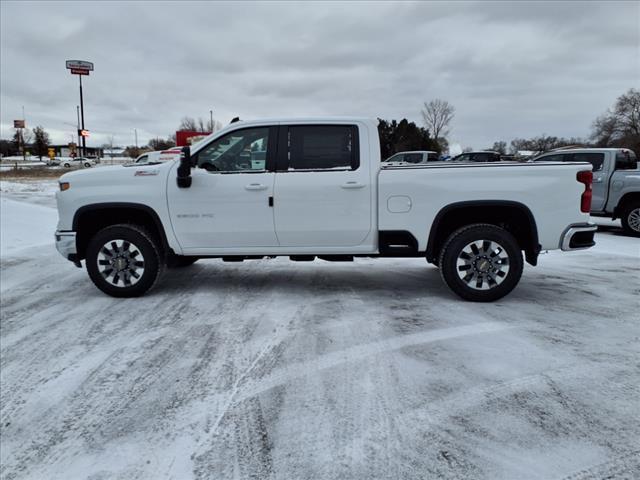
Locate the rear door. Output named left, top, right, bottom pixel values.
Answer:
left=273, top=124, right=372, bottom=247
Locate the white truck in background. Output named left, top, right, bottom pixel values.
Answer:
left=55, top=117, right=596, bottom=301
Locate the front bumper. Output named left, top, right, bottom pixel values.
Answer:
left=560, top=223, right=597, bottom=251
left=55, top=231, right=77, bottom=259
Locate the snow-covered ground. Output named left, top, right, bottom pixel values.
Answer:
left=1, top=181, right=639, bottom=480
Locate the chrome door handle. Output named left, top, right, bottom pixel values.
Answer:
left=341, top=181, right=365, bottom=189
left=245, top=183, right=268, bottom=191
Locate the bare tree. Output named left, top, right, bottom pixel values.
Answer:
left=591, top=88, right=640, bottom=154
left=178, top=116, right=222, bottom=133
left=421, top=99, right=455, bottom=147
left=491, top=141, right=507, bottom=155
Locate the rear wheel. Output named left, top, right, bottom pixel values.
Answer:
left=439, top=224, right=523, bottom=302
left=86, top=224, right=163, bottom=297
left=84, top=162, right=91, bottom=168
left=620, top=201, right=640, bottom=237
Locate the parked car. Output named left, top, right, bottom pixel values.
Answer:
left=383, top=151, right=440, bottom=165
left=55, top=117, right=595, bottom=301
left=134, top=148, right=182, bottom=164
left=531, top=148, right=639, bottom=236
left=61, top=157, right=95, bottom=168
left=450, top=151, right=502, bottom=162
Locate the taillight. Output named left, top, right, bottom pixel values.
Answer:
left=576, top=170, right=592, bottom=213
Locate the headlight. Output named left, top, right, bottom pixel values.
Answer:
left=59, top=182, right=70, bottom=191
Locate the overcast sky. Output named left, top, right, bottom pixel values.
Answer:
left=1, top=1, right=638, bottom=150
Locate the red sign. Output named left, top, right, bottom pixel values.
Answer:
left=13, top=119, right=25, bottom=128
left=70, top=68, right=89, bottom=75
left=176, top=130, right=212, bottom=147
left=78, top=129, right=90, bottom=137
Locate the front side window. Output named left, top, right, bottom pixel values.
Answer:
left=615, top=150, right=637, bottom=170
left=196, top=127, right=269, bottom=173
left=288, top=125, right=358, bottom=171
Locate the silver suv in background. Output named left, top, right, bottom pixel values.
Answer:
left=532, top=148, right=639, bottom=236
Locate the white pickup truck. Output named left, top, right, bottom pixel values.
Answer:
left=55, top=117, right=596, bottom=301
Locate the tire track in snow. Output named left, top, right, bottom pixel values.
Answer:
left=233, top=321, right=512, bottom=404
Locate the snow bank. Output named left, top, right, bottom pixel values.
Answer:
left=0, top=197, right=58, bottom=257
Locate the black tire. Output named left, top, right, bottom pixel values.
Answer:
left=620, top=201, right=640, bottom=237
left=166, top=255, right=198, bottom=268
left=86, top=224, right=163, bottom=297
left=439, top=223, right=523, bottom=302
left=63, top=163, right=70, bottom=168
left=84, top=162, right=91, bottom=168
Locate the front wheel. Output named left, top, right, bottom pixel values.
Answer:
left=63, top=163, right=71, bottom=168
left=439, top=224, right=523, bottom=302
left=86, top=224, right=163, bottom=297
left=620, top=202, right=640, bottom=237
left=84, top=162, right=91, bottom=168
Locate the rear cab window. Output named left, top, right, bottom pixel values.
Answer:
left=567, top=153, right=605, bottom=172
left=284, top=125, right=359, bottom=171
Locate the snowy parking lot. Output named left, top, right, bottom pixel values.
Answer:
left=1, top=180, right=639, bottom=480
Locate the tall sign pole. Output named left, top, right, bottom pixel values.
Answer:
left=66, top=60, right=93, bottom=157
left=79, top=74, right=86, bottom=156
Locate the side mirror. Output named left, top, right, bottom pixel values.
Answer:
left=177, top=146, right=192, bottom=188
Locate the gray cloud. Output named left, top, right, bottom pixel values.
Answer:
left=1, top=0, right=638, bottom=149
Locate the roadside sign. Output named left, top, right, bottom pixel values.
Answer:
left=48, top=148, right=55, bottom=159
left=13, top=119, right=25, bottom=128
left=66, top=60, right=93, bottom=75
left=78, top=129, right=90, bottom=137
left=66, top=60, right=93, bottom=70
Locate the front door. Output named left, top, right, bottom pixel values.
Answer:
left=167, top=126, right=279, bottom=251
left=273, top=124, right=373, bottom=248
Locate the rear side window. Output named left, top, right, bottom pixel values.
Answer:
left=569, top=153, right=605, bottom=172
left=426, top=152, right=439, bottom=161
left=288, top=125, right=358, bottom=171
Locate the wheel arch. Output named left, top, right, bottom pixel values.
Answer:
left=614, top=192, right=640, bottom=217
left=73, top=203, right=170, bottom=260
left=426, top=200, right=541, bottom=266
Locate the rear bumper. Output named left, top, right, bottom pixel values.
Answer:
left=560, top=223, right=597, bottom=251
left=55, top=231, right=77, bottom=259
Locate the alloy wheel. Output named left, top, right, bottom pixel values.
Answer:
left=96, top=239, right=145, bottom=287
left=456, top=239, right=510, bottom=290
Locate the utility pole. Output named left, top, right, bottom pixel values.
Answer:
left=76, top=106, right=81, bottom=154
left=210, top=109, right=213, bottom=132
left=79, top=75, right=86, bottom=157
left=134, top=129, right=138, bottom=148
left=21, top=106, right=26, bottom=161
